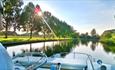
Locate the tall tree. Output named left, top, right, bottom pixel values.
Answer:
left=2, top=0, right=23, bottom=38
left=20, top=3, right=45, bottom=38
left=43, top=11, right=79, bottom=38
left=0, top=1, right=4, bottom=31
left=91, top=28, right=96, bottom=36
left=90, top=28, right=100, bottom=41
left=20, top=2, right=34, bottom=38
left=12, top=0, right=23, bottom=32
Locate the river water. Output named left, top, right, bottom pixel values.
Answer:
left=6, top=40, right=115, bottom=65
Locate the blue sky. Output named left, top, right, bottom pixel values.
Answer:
left=24, top=0, right=115, bottom=35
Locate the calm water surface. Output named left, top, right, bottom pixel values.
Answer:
left=7, top=40, right=115, bottom=64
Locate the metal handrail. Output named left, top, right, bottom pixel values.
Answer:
left=87, top=55, right=95, bottom=70
left=73, top=52, right=95, bottom=70
left=13, top=52, right=47, bottom=70
left=58, top=52, right=95, bottom=70
left=26, top=52, right=47, bottom=70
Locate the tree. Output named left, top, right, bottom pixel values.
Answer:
left=20, top=2, right=35, bottom=38
left=20, top=3, right=45, bottom=38
left=0, top=1, right=4, bottom=31
left=11, top=2, right=79, bottom=39
left=2, top=0, right=23, bottom=38
left=91, top=28, right=96, bottom=36
left=90, top=28, right=100, bottom=41
left=0, top=13, right=4, bottom=31
left=43, top=11, right=79, bottom=38
left=12, top=0, right=23, bottom=32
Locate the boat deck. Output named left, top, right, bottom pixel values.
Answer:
left=12, top=52, right=114, bottom=70
left=112, top=65, right=115, bottom=70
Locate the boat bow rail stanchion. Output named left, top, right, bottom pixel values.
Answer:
left=87, top=54, right=95, bottom=70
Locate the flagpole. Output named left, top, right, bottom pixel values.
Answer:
left=34, top=5, right=58, bottom=38
left=41, top=16, right=57, bottom=38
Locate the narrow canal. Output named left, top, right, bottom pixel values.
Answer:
left=6, top=40, right=115, bottom=65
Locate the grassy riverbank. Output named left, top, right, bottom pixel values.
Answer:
left=0, top=36, right=72, bottom=46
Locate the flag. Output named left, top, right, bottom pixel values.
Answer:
left=34, top=5, right=41, bottom=14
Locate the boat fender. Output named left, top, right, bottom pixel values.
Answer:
left=50, top=63, right=61, bottom=70
left=51, top=64, right=57, bottom=70
left=57, top=63, right=61, bottom=70
left=97, top=59, right=102, bottom=65
left=100, top=65, right=107, bottom=70
left=84, top=66, right=87, bottom=70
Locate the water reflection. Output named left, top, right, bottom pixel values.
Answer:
left=80, top=39, right=89, bottom=46
left=90, top=41, right=98, bottom=51
left=102, top=43, right=115, bottom=53
left=7, top=39, right=115, bottom=64
left=7, top=41, right=59, bottom=57
left=44, top=40, right=79, bottom=56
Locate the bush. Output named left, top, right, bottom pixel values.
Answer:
left=0, top=31, right=17, bottom=36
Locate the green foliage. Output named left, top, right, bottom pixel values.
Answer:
left=2, top=0, right=23, bottom=38
left=0, top=36, right=71, bottom=44
left=2, top=31, right=17, bottom=36
left=43, top=11, right=78, bottom=38
left=19, top=5, right=79, bottom=38
left=1, top=1, right=78, bottom=39
left=20, top=2, right=35, bottom=28
left=80, top=30, right=100, bottom=42
left=101, top=29, right=115, bottom=45
left=44, top=40, right=79, bottom=57
left=103, top=44, right=115, bottom=53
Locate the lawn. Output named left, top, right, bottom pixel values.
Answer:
left=0, top=36, right=71, bottom=44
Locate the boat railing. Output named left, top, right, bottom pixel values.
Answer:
left=13, top=52, right=47, bottom=70
left=73, top=52, right=95, bottom=70
left=13, top=52, right=95, bottom=70
left=56, top=52, right=95, bottom=70
left=26, top=52, right=47, bottom=70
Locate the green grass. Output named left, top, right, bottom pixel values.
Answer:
left=0, top=36, right=71, bottom=43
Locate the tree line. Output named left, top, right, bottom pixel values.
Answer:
left=0, top=0, right=78, bottom=38
left=0, top=0, right=100, bottom=41
left=80, top=29, right=100, bottom=42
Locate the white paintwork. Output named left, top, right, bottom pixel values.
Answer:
left=13, top=56, right=42, bottom=63
left=12, top=53, right=113, bottom=70
left=0, top=43, right=13, bottom=70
